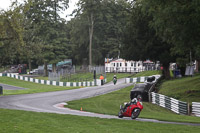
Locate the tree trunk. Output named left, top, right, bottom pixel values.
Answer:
left=198, top=60, right=200, bottom=72
left=28, top=59, right=32, bottom=72
left=162, top=63, right=170, bottom=79
left=52, top=63, right=56, bottom=73
left=44, top=61, right=48, bottom=76
left=88, top=12, right=94, bottom=67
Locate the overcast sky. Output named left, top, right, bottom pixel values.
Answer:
left=0, top=0, right=78, bottom=20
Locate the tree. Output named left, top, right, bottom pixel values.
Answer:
left=121, top=1, right=175, bottom=79
left=69, top=0, right=131, bottom=65
left=141, top=0, right=200, bottom=72
left=0, top=1, right=27, bottom=66
left=25, top=0, right=70, bottom=75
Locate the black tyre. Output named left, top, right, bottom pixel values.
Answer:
left=118, top=111, right=123, bottom=118
left=131, top=108, right=140, bottom=119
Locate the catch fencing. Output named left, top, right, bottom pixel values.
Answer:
left=151, top=92, right=188, bottom=115
left=192, top=102, right=200, bottom=117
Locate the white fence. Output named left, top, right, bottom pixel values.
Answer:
left=192, top=102, right=200, bottom=117
left=0, top=73, right=104, bottom=87
left=151, top=92, right=188, bottom=115
left=125, top=75, right=161, bottom=83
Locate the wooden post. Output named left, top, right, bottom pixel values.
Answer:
left=187, top=103, right=190, bottom=115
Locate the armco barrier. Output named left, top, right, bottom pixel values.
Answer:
left=151, top=92, right=188, bottom=115
left=125, top=75, right=161, bottom=83
left=192, top=102, right=200, bottom=117
left=0, top=73, right=99, bottom=87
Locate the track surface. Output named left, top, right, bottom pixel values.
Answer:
left=0, top=79, right=200, bottom=126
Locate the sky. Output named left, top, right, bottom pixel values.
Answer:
left=0, top=0, right=79, bottom=21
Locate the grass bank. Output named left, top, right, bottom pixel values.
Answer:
left=131, top=70, right=162, bottom=77
left=38, top=72, right=134, bottom=83
left=66, top=86, right=200, bottom=123
left=0, top=77, right=78, bottom=95
left=159, top=74, right=200, bottom=103
left=0, top=109, right=200, bottom=133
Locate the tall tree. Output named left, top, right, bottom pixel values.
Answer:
left=25, top=0, right=70, bottom=74
left=142, top=0, right=200, bottom=72
left=0, top=1, right=27, bottom=66
left=121, top=1, right=175, bottom=79
left=70, top=0, right=131, bottom=65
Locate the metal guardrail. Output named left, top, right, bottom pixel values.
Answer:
left=151, top=92, right=189, bottom=115
left=192, top=102, right=200, bottom=117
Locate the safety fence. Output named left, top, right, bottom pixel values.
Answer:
left=151, top=92, right=188, bottom=115
left=0, top=73, right=103, bottom=87
left=192, top=102, right=200, bottom=117
left=125, top=75, right=161, bottom=83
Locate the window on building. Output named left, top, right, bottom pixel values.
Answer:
left=131, top=63, right=133, bottom=66
left=113, top=63, right=115, bottom=66
left=120, top=63, right=122, bottom=66
left=125, top=63, right=127, bottom=66
left=134, top=63, right=136, bottom=67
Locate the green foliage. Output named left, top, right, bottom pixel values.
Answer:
left=70, top=0, right=131, bottom=65
left=142, top=0, right=200, bottom=62
left=0, top=2, right=26, bottom=66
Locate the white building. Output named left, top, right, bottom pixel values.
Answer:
left=105, top=58, right=145, bottom=73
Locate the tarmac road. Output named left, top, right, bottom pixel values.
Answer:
left=0, top=78, right=200, bottom=126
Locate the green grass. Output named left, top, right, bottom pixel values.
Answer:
left=0, top=77, right=78, bottom=95
left=159, top=74, right=200, bottom=103
left=37, top=72, right=134, bottom=83
left=130, top=70, right=162, bottom=77
left=0, top=109, right=200, bottom=133
left=104, top=73, right=134, bottom=83
left=34, top=70, right=161, bottom=83
left=66, top=86, right=200, bottom=123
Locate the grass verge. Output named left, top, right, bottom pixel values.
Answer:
left=0, top=109, right=200, bottom=133
left=66, top=86, right=200, bottom=123
left=0, top=77, right=78, bottom=95
left=130, top=70, right=162, bottom=77
left=159, top=74, right=200, bottom=103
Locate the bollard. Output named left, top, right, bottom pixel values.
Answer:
left=0, top=86, right=3, bottom=95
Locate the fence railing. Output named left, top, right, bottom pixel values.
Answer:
left=105, top=67, right=157, bottom=73
left=192, top=102, right=200, bottom=117
left=151, top=92, right=188, bottom=115
left=1, top=73, right=100, bottom=87
left=125, top=75, right=161, bottom=83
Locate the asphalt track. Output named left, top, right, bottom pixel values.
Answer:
left=0, top=79, right=200, bottom=126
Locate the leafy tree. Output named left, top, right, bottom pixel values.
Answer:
left=141, top=0, right=200, bottom=72
left=25, top=0, right=70, bottom=74
left=0, top=1, right=26, bottom=66
left=121, top=1, right=175, bottom=79
left=70, top=0, right=131, bottom=65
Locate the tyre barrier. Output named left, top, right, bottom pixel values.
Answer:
left=151, top=92, right=189, bottom=115
left=192, top=102, right=200, bottom=117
